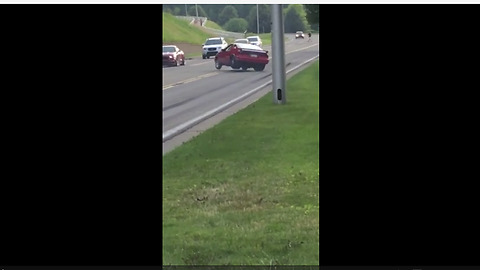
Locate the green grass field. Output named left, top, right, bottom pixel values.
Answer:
left=163, top=12, right=295, bottom=49
left=185, top=52, right=202, bottom=58
left=163, top=12, right=212, bottom=44
left=163, top=13, right=277, bottom=50
left=258, top=33, right=272, bottom=45
left=163, top=13, right=237, bottom=54
left=244, top=33, right=277, bottom=46
left=162, top=61, right=319, bottom=265
left=205, top=20, right=224, bottom=30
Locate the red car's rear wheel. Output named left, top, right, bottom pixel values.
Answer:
left=254, top=64, right=265, bottom=71
left=215, top=59, right=222, bottom=69
left=230, top=56, right=239, bottom=68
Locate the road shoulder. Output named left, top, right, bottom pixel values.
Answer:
left=162, top=62, right=315, bottom=155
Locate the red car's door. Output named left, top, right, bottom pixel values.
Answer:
left=228, top=45, right=239, bottom=62
left=218, top=44, right=233, bottom=65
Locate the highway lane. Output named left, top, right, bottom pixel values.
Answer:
left=163, top=34, right=319, bottom=139
left=163, top=34, right=312, bottom=86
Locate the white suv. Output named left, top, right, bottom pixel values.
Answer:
left=246, top=36, right=263, bottom=47
left=202, top=37, right=228, bottom=59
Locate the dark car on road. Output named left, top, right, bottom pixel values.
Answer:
left=214, top=43, right=269, bottom=71
left=163, top=45, right=185, bottom=66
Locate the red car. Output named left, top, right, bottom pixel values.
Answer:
left=214, top=43, right=269, bottom=71
left=163, top=45, right=185, bottom=66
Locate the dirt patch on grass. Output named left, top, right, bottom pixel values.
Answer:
left=164, top=42, right=202, bottom=57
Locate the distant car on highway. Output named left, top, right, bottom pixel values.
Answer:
left=246, top=36, right=262, bottom=47
left=163, top=45, right=185, bottom=66
left=234, top=38, right=250, bottom=44
left=214, top=43, right=269, bottom=71
left=295, top=31, right=305, bottom=39
left=202, top=37, right=228, bottom=59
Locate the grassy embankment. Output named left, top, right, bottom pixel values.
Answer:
left=163, top=13, right=238, bottom=58
left=204, top=21, right=273, bottom=46
left=162, top=12, right=212, bottom=43
left=163, top=12, right=213, bottom=58
left=163, top=61, right=320, bottom=265
left=204, top=20, right=236, bottom=43
left=163, top=14, right=273, bottom=57
left=205, top=19, right=223, bottom=30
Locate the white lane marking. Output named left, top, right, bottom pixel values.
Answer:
left=190, top=61, right=213, bottom=67
left=286, top=43, right=318, bottom=54
left=163, top=54, right=319, bottom=142
left=163, top=72, right=219, bottom=91
left=268, top=42, right=318, bottom=60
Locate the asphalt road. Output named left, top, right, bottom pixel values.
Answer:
left=162, top=33, right=319, bottom=145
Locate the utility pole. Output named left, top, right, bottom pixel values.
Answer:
left=257, top=4, right=260, bottom=34
left=195, top=4, right=199, bottom=18
left=185, top=4, right=188, bottom=17
left=271, top=4, right=286, bottom=104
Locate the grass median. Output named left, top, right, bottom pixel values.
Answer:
left=163, top=60, right=319, bottom=265
left=243, top=32, right=272, bottom=46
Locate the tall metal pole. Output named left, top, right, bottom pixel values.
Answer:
left=257, top=4, right=260, bottom=34
left=185, top=4, right=188, bottom=17
left=271, top=4, right=286, bottom=104
left=195, top=4, right=199, bottom=18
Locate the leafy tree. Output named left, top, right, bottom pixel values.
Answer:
left=284, top=5, right=309, bottom=33
left=247, top=4, right=271, bottom=33
left=188, top=5, right=208, bottom=18
left=173, top=7, right=181, bottom=16
left=163, top=7, right=173, bottom=15
left=223, top=18, right=249, bottom=33
left=204, top=5, right=223, bottom=22
left=197, top=5, right=208, bottom=17
left=304, top=4, right=319, bottom=26
left=218, top=5, right=239, bottom=26
left=188, top=4, right=262, bottom=22
left=284, top=7, right=303, bottom=33
left=163, top=5, right=173, bottom=12
left=235, top=5, right=253, bottom=18
left=289, top=4, right=307, bottom=18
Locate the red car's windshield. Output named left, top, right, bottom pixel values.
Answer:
left=163, top=47, right=175, bottom=53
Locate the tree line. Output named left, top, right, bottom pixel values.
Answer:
left=163, top=4, right=319, bottom=34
